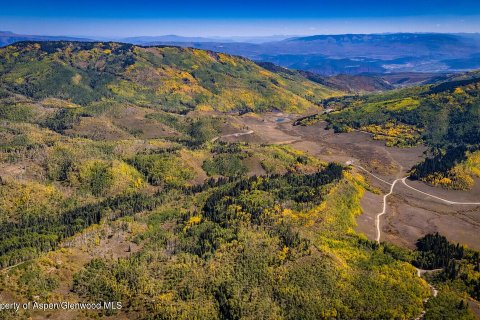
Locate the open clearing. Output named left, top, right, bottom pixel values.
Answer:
left=229, top=112, right=480, bottom=250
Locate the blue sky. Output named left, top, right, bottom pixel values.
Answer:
left=1, top=0, right=480, bottom=37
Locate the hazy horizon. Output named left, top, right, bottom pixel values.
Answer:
left=2, top=28, right=480, bottom=42
left=1, top=0, right=480, bottom=38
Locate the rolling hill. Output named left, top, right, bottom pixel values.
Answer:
left=0, top=41, right=340, bottom=113
left=257, top=61, right=395, bottom=92
left=298, top=72, right=480, bottom=190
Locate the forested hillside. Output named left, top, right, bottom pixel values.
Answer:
left=0, top=41, right=474, bottom=319
left=413, top=233, right=480, bottom=319
left=0, top=41, right=340, bottom=114
left=298, top=75, right=480, bottom=189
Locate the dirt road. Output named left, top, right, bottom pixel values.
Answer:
left=228, top=113, right=480, bottom=250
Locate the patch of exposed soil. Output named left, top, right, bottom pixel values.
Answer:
left=66, top=117, right=132, bottom=141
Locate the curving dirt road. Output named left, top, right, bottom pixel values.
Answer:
left=402, top=178, right=480, bottom=206
left=376, top=178, right=403, bottom=242
left=211, top=130, right=254, bottom=142
left=349, top=161, right=478, bottom=318
left=349, top=162, right=480, bottom=243
left=225, top=114, right=479, bottom=248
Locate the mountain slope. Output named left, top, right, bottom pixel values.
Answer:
left=298, top=73, right=480, bottom=189
left=257, top=62, right=395, bottom=92
left=0, top=40, right=473, bottom=319
left=0, top=41, right=341, bottom=113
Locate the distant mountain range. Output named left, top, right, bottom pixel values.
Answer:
left=0, top=31, right=92, bottom=47
left=2, top=31, right=480, bottom=75
left=142, top=33, right=480, bottom=75
left=0, top=31, right=291, bottom=47
left=121, top=35, right=292, bottom=44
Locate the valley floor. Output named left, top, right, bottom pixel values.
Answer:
left=224, top=112, right=480, bottom=250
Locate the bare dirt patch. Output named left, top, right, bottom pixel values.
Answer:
left=381, top=179, right=480, bottom=249
left=356, top=190, right=384, bottom=241
left=66, top=117, right=132, bottom=141
left=110, top=105, right=182, bottom=139
left=243, top=156, right=267, bottom=177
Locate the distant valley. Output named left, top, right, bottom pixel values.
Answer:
left=2, top=31, right=480, bottom=76
left=140, top=33, right=480, bottom=75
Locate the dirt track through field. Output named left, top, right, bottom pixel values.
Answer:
left=351, top=163, right=480, bottom=243
left=229, top=113, right=480, bottom=250
left=211, top=130, right=254, bottom=142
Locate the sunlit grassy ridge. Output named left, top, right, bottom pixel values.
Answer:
left=0, top=42, right=340, bottom=113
